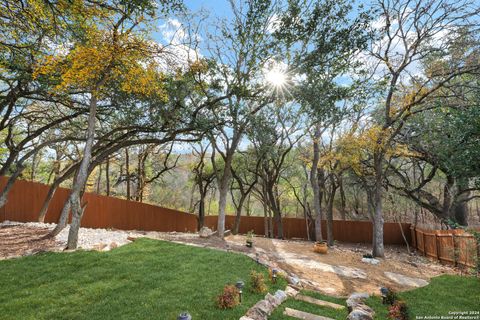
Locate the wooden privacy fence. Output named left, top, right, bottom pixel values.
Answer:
left=0, top=176, right=411, bottom=244
left=411, top=226, right=479, bottom=268
left=204, top=215, right=411, bottom=245
left=0, top=177, right=198, bottom=233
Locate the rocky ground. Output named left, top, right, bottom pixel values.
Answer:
left=0, top=220, right=143, bottom=258
left=0, top=221, right=456, bottom=297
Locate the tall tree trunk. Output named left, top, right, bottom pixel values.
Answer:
left=198, top=190, right=206, bottom=230
left=311, top=124, right=323, bottom=241
left=65, top=94, right=98, bottom=249
left=442, top=175, right=454, bottom=221
left=30, top=150, right=38, bottom=181
left=452, top=177, right=470, bottom=226
left=233, top=196, right=246, bottom=235
left=208, top=187, right=215, bottom=215
left=0, top=165, right=25, bottom=208
left=188, top=183, right=196, bottom=213
left=216, top=155, right=233, bottom=238
left=366, top=189, right=376, bottom=253
left=38, top=178, right=63, bottom=222
left=105, top=156, right=110, bottom=196
left=266, top=183, right=283, bottom=239
left=263, top=200, right=269, bottom=237
left=268, top=208, right=274, bottom=238
left=339, top=176, right=346, bottom=220
left=326, top=177, right=337, bottom=247
left=125, top=148, right=130, bottom=200
left=372, top=154, right=385, bottom=257
left=96, top=164, right=102, bottom=194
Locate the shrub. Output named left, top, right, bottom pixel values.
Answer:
left=216, top=285, right=240, bottom=309
left=249, top=270, right=267, bottom=293
left=388, top=300, right=409, bottom=320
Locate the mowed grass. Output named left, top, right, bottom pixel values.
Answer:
left=0, top=238, right=286, bottom=320
left=272, top=275, right=479, bottom=319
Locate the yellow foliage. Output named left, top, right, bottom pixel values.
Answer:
left=33, top=14, right=168, bottom=101
left=389, top=85, right=430, bottom=118
left=322, top=125, right=418, bottom=176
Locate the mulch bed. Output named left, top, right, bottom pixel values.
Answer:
left=0, top=225, right=60, bottom=260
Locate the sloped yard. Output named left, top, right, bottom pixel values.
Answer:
left=0, top=238, right=286, bottom=320
left=270, top=275, right=479, bottom=319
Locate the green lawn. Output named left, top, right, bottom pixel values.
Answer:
left=272, top=275, right=480, bottom=319
left=1, top=239, right=478, bottom=320
left=0, top=238, right=286, bottom=320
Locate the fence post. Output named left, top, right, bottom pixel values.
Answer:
left=434, top=232, right=440, bottom=261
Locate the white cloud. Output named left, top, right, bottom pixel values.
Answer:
left=157, top=18, right=203, bottom=72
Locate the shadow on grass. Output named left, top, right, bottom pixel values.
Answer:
left=0, top=238, right=287, bottom=320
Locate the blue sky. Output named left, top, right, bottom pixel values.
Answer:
left=183, top=0, right=232, bottom=16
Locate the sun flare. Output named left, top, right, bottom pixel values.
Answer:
left=265, top=68, right=287, bottom=87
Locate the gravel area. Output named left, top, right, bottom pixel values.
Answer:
left=0, top=220, right=143, bottom=253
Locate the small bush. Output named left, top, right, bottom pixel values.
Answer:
left=216, top=285, right=240, bottom=309
left=388, top=300, right=409, bottom=320
left=249, top=270, right=267, bottom=293
left=384, top=287, right=398, bottom=305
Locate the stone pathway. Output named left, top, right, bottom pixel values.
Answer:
left=384, top=271, right=429, bottom=287
left=294, top=294, right=345, bottom=310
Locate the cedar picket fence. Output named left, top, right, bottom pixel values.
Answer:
left=2, top=176, right=410, bottom=244
left=411, top=226, right=479, bottom=268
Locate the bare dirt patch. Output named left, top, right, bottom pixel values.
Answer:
left=224, top=235, right=455, bottom=296
left=0, top=225, right=61, bottom=259
left=146, top=232, right=456, bottom=297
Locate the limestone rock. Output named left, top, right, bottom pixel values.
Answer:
left=92, top=243, right=107, bottom=251
left=199, top=227, right=213, bottom=238
left=274, top=289, right=288, bottom=303
left=347, top=307, right=374, bottom=320
left=109, top=242, right=118, bottom=249
left=265, top=293, right=281, bottom=308
left=346, top=292, right=369, bottom=311
left=245, top=300, right=274, bottom=320
left=346, top=292, right=374, bottom=320
left=287, top=275, right=300, bottom=286
left=361, top=258, right=380, bottom=265
left=384, top=271, right=429, bottom=287
left=285, top=285, right=299, bottom=297
left=239, top=317, right=254, bottom=320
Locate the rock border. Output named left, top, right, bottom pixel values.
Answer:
left=240, top=284, right=299, bottom=320
left=346, top=292, right=375, bottom=320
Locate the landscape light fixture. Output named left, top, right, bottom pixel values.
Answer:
left=272, top=268, right=278, bottom=284
left=255, top=253, right=260, bottom=264
left=235, top=280, right=245, bottom=303
left=380, top=287, right=389, bottom=304
left=177, top=312, right=191, bottom=320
